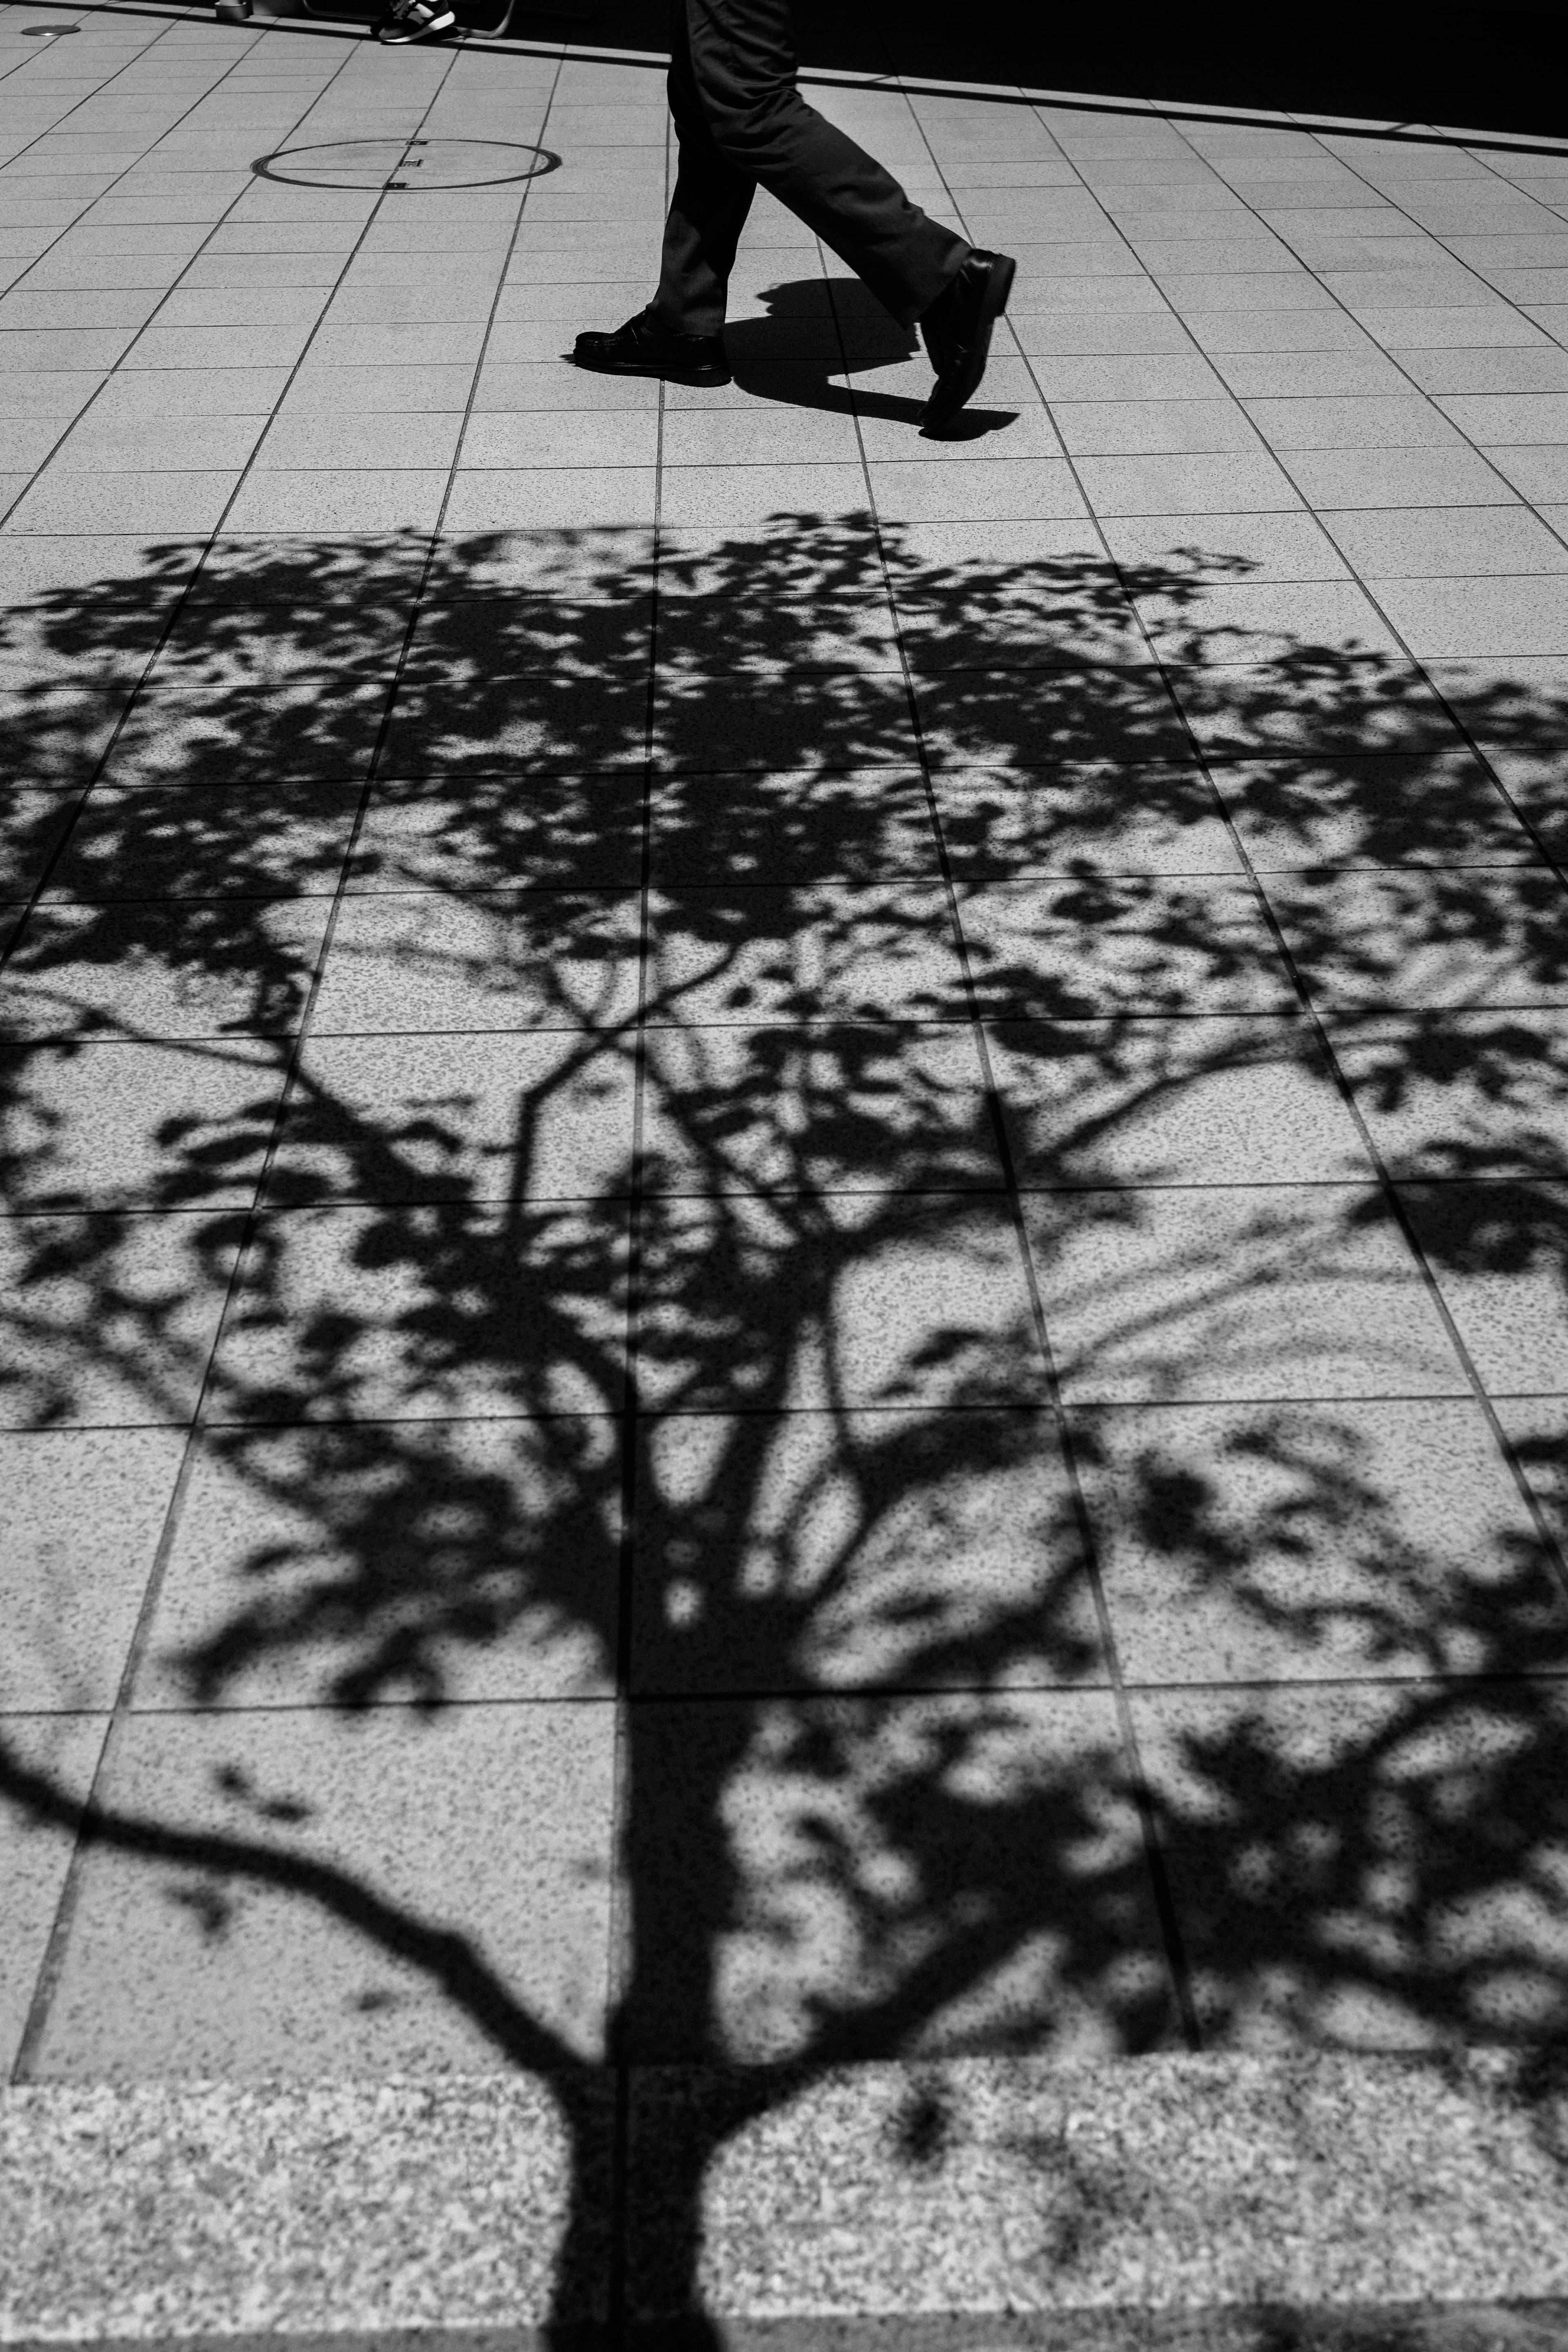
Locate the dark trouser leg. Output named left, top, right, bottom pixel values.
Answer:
left=653, top=0, right=968, bottom=335
left=653, top=0, right=758, bottom=338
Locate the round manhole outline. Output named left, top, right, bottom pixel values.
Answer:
left=252, top=135, right=561, bottom=191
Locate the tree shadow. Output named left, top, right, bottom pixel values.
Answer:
left=3, top=511, right=1568, bottom=2341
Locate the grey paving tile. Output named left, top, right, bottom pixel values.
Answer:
left=0, top=1035, right=286, bottom=1214
left=0, top=289, right=163, bottom=332
left=149, top=287, right=330, bottom=332
left=0, top=1426, right=186, bottom=1711
left=100, top=664, right=394, bottom=785
left=1024, top=1181, right=1465, bottom=1404
left=1008, top=311, right=1196, bottom=357
left=0, top=328, right=138, bottom=372
left=1214, top=747, right=1535, bottom=870
left=121, top=325, right=314, bottom=371
left=635, top=1187, right=1043, bottom=1414
left=1159, top=272, right=1336, bottom=314
left=862, top=456, right=1088, bottom=525
left=279, top=361, right=478, bottom=414
left=1000, top=275, right=1169, bottom=316
left=1209, top=349, right=1413, bottom=398
left=1321, top=502, right=1568, bottom=577
left=1330, top=1007, right=1568, bottom=1182
left=270, top=1028, right=637, bottom=1207
left=310, top=889, right=641, bottom=1038
left=1351, top=303, right=1553, bottom=347
left=1073, top=451, right=1303, bottom=515
left=4, top=897, right=330, bottom=1040
left=3, top=469, right=240, bottom=536
left=221, top=470, right=449, bottom=536
left=135, top=1416, right=619, bottom=1712
left=1495, top=1395, right=1568, bottom=1554
left=70, top=366, right=289, bottom=422
left=216, top=1193, right=629, bottom=1424
left=648, top=758, right=935, bottom=886
left=1397, top=346, right=1568, bottom=395
left=1245, top=394, right=1465, bottom=450
left=639, top=1011, right=992, bottom=1195
left=958, top=874, right=1292, bottom=1022
left=49, top=415, right=271, bottom=473
left=0, top=787, right=80, bottom=895
left=1480, top=445, right=1568, bottom=506
left=1082, top=1394, right=1552, bottom=1684
left=0, top=1712, right=105, bottom=2077
left=1280, top=445, right=1517, bottom=509
left=460, top=408, right=663, bottom=470
left=0, top=1207, right=241, bottom=1430
left=1368, top=575, right=1568, bottom=659
left=27, top=1700, right=616, bottom=2077
left=0, top=682, right=131, bottom=789
left=1102, top=507, right=1351, bottom=580
left=626, top=1407, right=1094, bottom=1696
left=646, top=879, right=961, bottom=1026
left=0, top=368, right=111, bottom=421
left=914, top=652, right=1192, bottom=768
left=618, top=1687, right=1158, bottom=2065
left=471, top=360, right=661, bottom=414
left=1134, top=577, right=1401, bottom=660
left=1132, top=1676, right=1568, bottom=2049
left=861, top=403, right=1059, bottom=464
left=351, top=769, right=647, bottom=897
left=1400, top=1178, right=1568, bottom=1394
left=989, top=1013, right=1370, bottom=1188
left=1051, top=397, right=1256, bottom=458
left=1178, top=308, right=1389, bottom=353
left=248, top=412, right=464, bottom=472
left=1263, top=860, right=1568, bottom=1013
left=1024, top=355, right=1224, bottom=401
left=444, top=466, right=658, bottom=531
left=1437, top=391, right=1568, bottom=443
left=931, top=762, right=1237, bottom=880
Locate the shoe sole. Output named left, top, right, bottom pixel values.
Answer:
left=377, top=14, right=454, bottom=36
left=921, top=253, right=1016, bottom=431
left=569, top=350, right=731, bottom=387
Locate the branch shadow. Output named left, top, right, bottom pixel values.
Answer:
left=4, top=510, right=1568, bottom=2339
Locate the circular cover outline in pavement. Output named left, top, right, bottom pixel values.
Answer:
left=252, top=136, right=562, bottom=190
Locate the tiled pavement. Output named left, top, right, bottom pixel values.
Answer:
left=5, top=4, right=1568, bottom=2341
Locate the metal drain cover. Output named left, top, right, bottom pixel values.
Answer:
left=253, top=136, right=559, bottom=190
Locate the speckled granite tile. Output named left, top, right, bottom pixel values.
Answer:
left=628, top=2053, right=1568, bottom=2326
left=7, top=2057, right=1568, bottom=2346
left=0, top=2074, right=609, bottom=2341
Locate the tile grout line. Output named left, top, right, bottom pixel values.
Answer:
left=0, top=14, right=286, bottom=516
left=1179, top=121, right=1568, bottom=561
left=604, top=93, right=677, bottom=2342
left=894, top=88, right=1218, bottom=2052
left=0, top=28, right=384, bottom=970
left=989, top=94, right=1568, bottom=1617
left=824, top=121, right=1203, bottom=2048
left=6, top=25, right=504, bottom=2087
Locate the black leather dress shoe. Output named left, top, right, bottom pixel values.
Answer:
left=919, top=249, right=1017, bottom=430
left=570, top=306, right=731, bottom=386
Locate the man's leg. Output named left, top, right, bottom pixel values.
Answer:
left=679, top=0, right=964, bottom=327
left=651, top=0, right=757, bottom=337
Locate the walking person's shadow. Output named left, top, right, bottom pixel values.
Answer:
left=725, top=275, right=1020, bottom=437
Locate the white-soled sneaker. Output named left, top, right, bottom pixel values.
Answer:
left=376, top=0, right=457, bottom=43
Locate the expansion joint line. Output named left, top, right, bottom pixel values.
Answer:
left=7, top=29, right=549, bottom=2086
